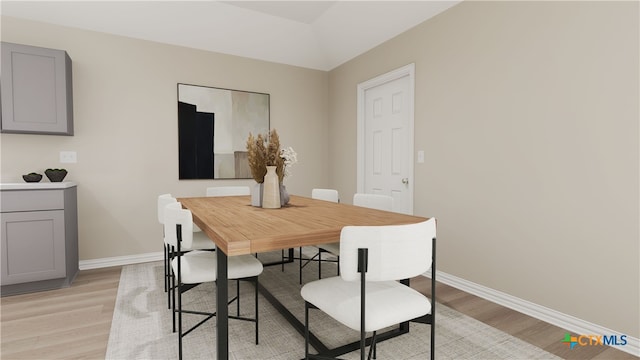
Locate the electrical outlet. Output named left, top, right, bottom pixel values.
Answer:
left=60, top=151, right=77, bottom=163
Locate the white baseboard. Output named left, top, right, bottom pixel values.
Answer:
left=79, top=251, right=163, bottom=270
left=424, top=270, right=639, bottom=357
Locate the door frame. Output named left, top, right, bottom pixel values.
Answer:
left=356, top=63, right=415, bottom=214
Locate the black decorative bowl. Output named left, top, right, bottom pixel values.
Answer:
left=45, top=168, right=67, bottom=182
left=22, top=173, right=43, bottom=182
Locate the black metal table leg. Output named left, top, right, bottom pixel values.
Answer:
left=216, top=249, right=229, bottom=360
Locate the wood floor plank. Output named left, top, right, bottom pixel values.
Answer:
left=2, top=333, right=110, bottom=360
left=2, top=306, right=111, bottom=342
left=2, top=323, right=111, bottom=354
left=479, top=306, right=542, bottom=335
left=1, top=291, right=117, bottom=322
left=593, top=348, right=640, bottom=360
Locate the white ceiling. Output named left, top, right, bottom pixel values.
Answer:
left=1, top=1, right=461, bottom=71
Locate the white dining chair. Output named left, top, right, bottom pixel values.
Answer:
left=311, top=188, right=340, bottom=203
left=158, top=193, right=175, bottom=299
left=158, top=194, right=216, bottom=309
left=301, top=218, right=437, bottom=360
left=165, top=202, right=263, bottom=360
left=315, top=193, right=394, bottom=281
left=299, top=189, right=340, bottom=284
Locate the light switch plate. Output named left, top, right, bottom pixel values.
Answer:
left=60, top=151, right=77, bottom=163
left=417, top=150, right=425, bottom=163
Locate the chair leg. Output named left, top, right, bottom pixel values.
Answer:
left=374, top=336, right=377, bottom=360
left=166, top=245, right=173, bottom=309
left=318, top=249, right=322, bottom=279
left=299, top=247, right=303, bottom=284
left=236, top=279, right=241, bottom=316
left=430, top=321, right=435, bottom=360
left=227, top=277, right=259, bottom=345
left=359, top=248, right=367, bottom=360
left=254, top=277, right=259, bottom=345
left=360, top=327, right=366, bottom=360
left=281, top=249, right=285, bottom=272
left=177, top=264, right=183, bottom=359
left=164, top=245, right=168, bottom=292
left=317, top=249, right=340, bottom=280
left=171, top=263, right=176, bottom=333
left=367, top=331, right=377, bottom=360
left=178, top=285, right=183, bottom=360
left=431, top=237, right=436, bottom=360
left=304, top=302, right=310, bottom=360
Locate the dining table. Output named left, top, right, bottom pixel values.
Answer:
left=177, top=194, right=429, bottom=360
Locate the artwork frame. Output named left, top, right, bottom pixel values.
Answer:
left=177, top=83, right=270, bottom=180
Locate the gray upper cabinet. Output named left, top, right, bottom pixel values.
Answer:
left=1, top=42, right=73, bottom=135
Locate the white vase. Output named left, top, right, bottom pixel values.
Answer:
left=261, top=166, right=281, bottom=209
left=251, top=182, right=263, bottom=207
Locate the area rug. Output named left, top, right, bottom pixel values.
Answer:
left=106, top=251, right=560, bottom=359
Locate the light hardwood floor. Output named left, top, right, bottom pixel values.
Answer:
left=412, top=277, right=638, bottom=360
left=1, top=266, right=637, bottom=359
left=1, top=267, right=120, bottom=360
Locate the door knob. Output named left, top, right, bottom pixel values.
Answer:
left=402, top=178, right=409, bottom=184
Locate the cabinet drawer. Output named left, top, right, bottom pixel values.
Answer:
left=1, top=190, right=64, bottom=212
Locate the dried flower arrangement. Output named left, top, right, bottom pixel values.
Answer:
left=246, top=129, right=285, bottom=183
left=280, top=146, right=297, bottom=180
left=246, top=132, right=267, bottom=183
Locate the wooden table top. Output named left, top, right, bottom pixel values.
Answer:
left=178, top=195, right=428, bottom=256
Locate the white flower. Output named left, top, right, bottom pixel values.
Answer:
left=280, top=147, right=297, bottom=178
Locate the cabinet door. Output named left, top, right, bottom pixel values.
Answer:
left=0, top=42, right=73, bottom=135
left=1, top=210, right=66, bottom=285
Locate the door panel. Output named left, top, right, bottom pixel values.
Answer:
left=363, top=75, right=411, bottom=213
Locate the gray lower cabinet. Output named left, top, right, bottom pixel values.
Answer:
left=0, top=42, right=74, bottom=135
left=0, top=184, right=78, bottom=296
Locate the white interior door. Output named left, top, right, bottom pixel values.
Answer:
left=357, top=64, right=415, bottom=214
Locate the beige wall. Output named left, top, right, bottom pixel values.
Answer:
left=0, top=16, right=329, bottom=260
left=329, top=1, right=639, bottom=338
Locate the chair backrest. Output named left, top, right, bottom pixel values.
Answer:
left=157, top=193, right=177, bottom=224
left=339, top=218, right=436, bottom=282
left=311, top=188, right=340, bottom=203
left=206, top=186, right=251, bottom=197
left=164, top=202, right=194, bottom=249
left=353, top=193, right=393, bottom=212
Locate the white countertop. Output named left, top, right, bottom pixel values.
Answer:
left=0, top=182, right=77, bottom=190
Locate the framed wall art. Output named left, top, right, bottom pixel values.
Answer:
left=177, top=83, right=270, bottom=179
